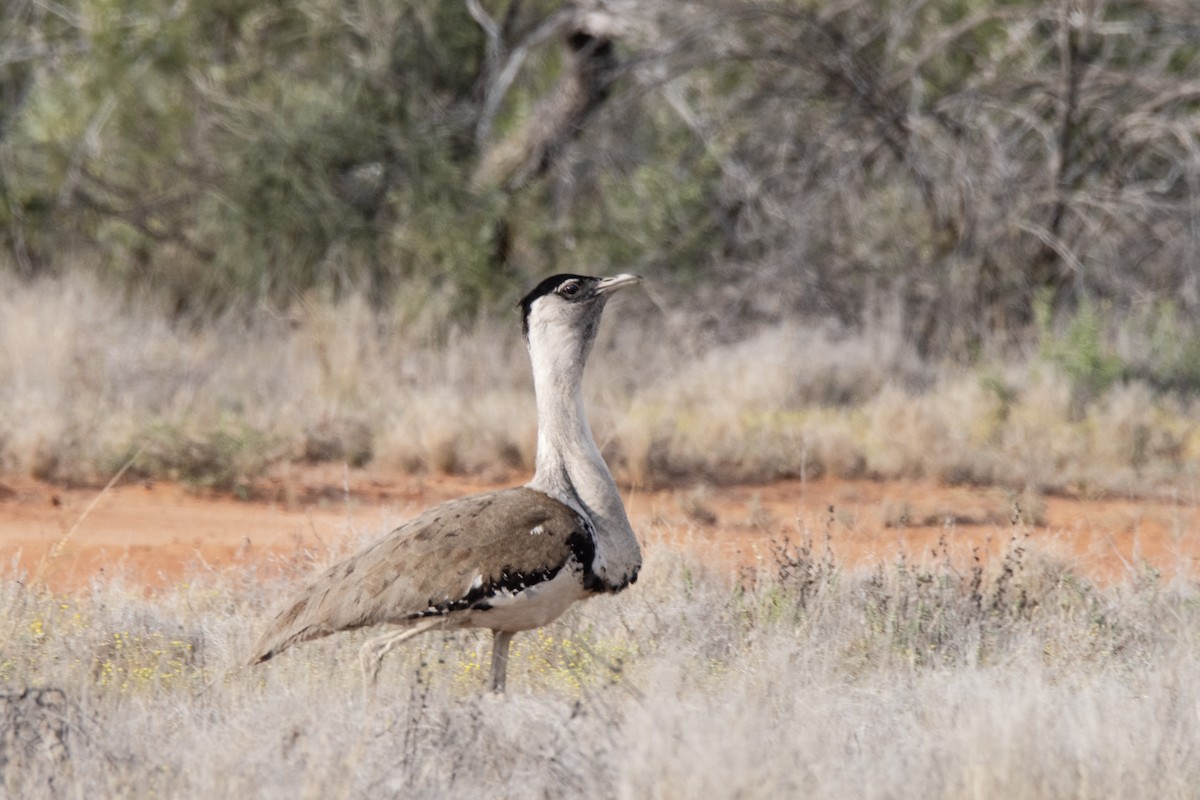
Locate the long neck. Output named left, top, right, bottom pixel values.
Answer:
left=525, top=344, right=641, bottom=586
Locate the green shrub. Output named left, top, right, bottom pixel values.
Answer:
left=129, top=418, right=288, bottom=496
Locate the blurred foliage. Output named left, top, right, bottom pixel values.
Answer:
left=2, top=0, right=505, bottom=314
left=129, top=417, right=288, bottom=497
left=2, top=0, right=1200, bottom=351
left=1036, top=293, right=1125, bottom=404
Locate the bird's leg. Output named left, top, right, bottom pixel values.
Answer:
left=490, top=630, right=515, bottom=693
left=359, top=619, right=440, bottom=704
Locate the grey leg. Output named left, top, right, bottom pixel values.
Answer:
left=490, top=630, right=515, bottom=693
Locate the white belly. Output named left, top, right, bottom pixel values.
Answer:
left=464, top=563, right=588, bottom=632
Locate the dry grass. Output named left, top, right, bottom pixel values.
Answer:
left=1, top=273, right=1198, bottom=498
left=0, top=273, right=539, bottom=490
left=2, top=518, right=1199, bottom=798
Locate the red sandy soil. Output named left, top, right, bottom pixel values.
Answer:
left=1, top=466, right=1197, bottom=593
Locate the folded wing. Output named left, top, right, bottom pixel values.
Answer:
left=248, top=487, right=591, bottom=664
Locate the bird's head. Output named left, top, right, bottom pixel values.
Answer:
left=518, top=273, right=642, bottom=375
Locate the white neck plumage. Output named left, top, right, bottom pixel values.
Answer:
left=524, top=314, right=641, bottom=589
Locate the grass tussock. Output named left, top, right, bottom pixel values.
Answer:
left=3, top=523, right=1200, bottom=798
left=1, top=273, right=1198, bottom=497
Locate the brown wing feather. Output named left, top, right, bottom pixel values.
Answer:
left=248, top=487, right=586, bottom=664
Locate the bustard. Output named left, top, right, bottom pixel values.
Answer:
left=248, top=273, right=642, bottom=693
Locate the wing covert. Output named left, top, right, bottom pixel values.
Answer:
left=248, top=487, right=590, bottom=663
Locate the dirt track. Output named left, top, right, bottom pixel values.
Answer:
left=1, top=466, right=1197, bottom=592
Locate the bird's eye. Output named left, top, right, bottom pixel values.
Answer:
left=559, top=281, right=580, bottom=298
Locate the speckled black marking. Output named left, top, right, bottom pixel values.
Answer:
left=592, top=562, right=637, bottom=594
left=610, top=566, right=638, bottom=593
left=566, top=530, right=605, bottom=593
left=406, top=564, right=566, bottom=620
left=399, top=508, right=623, bottom=620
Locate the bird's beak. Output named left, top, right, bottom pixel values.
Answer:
left=595, top=274, right=643, bottom=295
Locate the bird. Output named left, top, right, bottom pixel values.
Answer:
left=248, top=273, right=643, bottom=693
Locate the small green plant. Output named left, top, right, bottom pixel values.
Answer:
left=1036, top=294, right=1125, bottom=405
left=977, top=369, right=1018, bottom=442
left=130, top=417, right=287, bottom=496
left=1129, top=300, right=1200, bottom=392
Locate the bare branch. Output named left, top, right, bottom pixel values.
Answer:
left=472, top=7, right=572, bottom=150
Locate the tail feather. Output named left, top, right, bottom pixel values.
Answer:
left=247, top=572, right=386, bottom=667
left=247, top=595, right=328, bottom=667
left=247, top=630, right=306, bottom=666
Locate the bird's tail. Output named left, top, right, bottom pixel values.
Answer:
left=247, top=595, right=327, bottom=667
